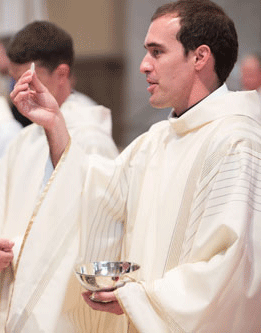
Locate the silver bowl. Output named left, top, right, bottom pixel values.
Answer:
left=74, top=261, right=140, bottom=292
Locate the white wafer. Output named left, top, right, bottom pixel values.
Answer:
left=30, top=62, right=35, bottom=73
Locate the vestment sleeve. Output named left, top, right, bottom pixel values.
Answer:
left=72, top=124, right=119, bottom=159
left=57, top=138, right=130, bottom=263
left=116, top=136, right=261, bottom=332
left=66, top=105, right=119, bottom=160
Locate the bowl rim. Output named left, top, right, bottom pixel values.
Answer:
left=74, top=261, right=140, bottom=277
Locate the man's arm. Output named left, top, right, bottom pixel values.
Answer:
left=10, top=70, right=70, bottom=167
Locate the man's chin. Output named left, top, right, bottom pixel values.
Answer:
left=149, top=97, right=170, bottom=109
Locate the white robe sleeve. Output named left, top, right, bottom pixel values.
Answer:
left=40, top=113, right=119, bottom=195
left=69, top=139, right=130, bottom=263
left=116, top=136, right=261, bottom=333
left=71, top=124, right=119, bottom=160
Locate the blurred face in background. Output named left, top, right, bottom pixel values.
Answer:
left=240, top=55, right=261, bottom=91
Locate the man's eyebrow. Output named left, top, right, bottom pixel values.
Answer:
left=144, top=42, right=163, bottom=49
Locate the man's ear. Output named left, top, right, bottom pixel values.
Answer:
left=194, top=45, right=212, bottom=71
left=55, top=64, right=70, bottom=82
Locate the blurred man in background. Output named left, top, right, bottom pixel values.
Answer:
left=240, top=53, right=261, bottom=95
left=0, top=41, right=22, bottom=157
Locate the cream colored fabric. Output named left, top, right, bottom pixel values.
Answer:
left=3, top=88, right=261, bottom=332
left=0, top=96, right=22, bottom=158
left=118, top=90, right=261, bottom=332
left=29, top=87, right=261, bottom=333
left=0, top=93, right=118, bottom=332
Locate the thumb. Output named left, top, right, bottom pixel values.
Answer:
left=0, top=239, right=15, bottom=251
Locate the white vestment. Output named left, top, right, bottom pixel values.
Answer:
left=0, top=92, right=118, bottom=332
left=0, top=96, right=22, bottom=158
left=257, top=87, right=261, bottom=101
left=3, top=86, right=261, bottom=332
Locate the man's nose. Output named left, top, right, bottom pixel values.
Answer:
left=140, top=54, right=153, bottom=74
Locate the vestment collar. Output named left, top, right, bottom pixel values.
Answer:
left=168, top=84, right=261, bottom=135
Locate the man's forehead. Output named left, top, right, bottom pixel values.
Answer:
left=144, top=15, right=181, bottom=46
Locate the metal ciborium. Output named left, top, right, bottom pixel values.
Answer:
left=74, top=261, right=140, bottom=292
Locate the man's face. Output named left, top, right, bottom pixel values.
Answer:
left=140, top=15, right=195, bottom=114
left=240, top=56, right=261, bottom=91
left=9, top=62, right=59, bottom=99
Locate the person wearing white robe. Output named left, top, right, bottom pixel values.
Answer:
left=240, top=53, right=261, bottom=97
left=0, top=21, right=118, bottom=333
left=0, top=95, right=119, bottom=333
left=8, top=1, right=261, bottom=332
left=0, top=96, right=22, bottom=158
left=0, top=43, right=22, bottom=158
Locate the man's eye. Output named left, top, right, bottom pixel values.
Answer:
left=152, top=49, right=161, bottom=57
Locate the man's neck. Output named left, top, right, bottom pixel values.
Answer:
left=175, top=77, right=221, bottom=117
left=172, top=83, right=227, bottom=118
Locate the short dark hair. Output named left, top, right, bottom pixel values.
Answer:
left=152, top=0, right=238, bottom=85
left=7, top=21, right=74, bottom=73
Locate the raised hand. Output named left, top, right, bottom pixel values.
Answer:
left=10, top=69, right=61, bottom=131
left=10, top=68, right=70, bottom=167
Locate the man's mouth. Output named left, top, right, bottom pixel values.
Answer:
left=146, top=78, right=158, bottom=93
